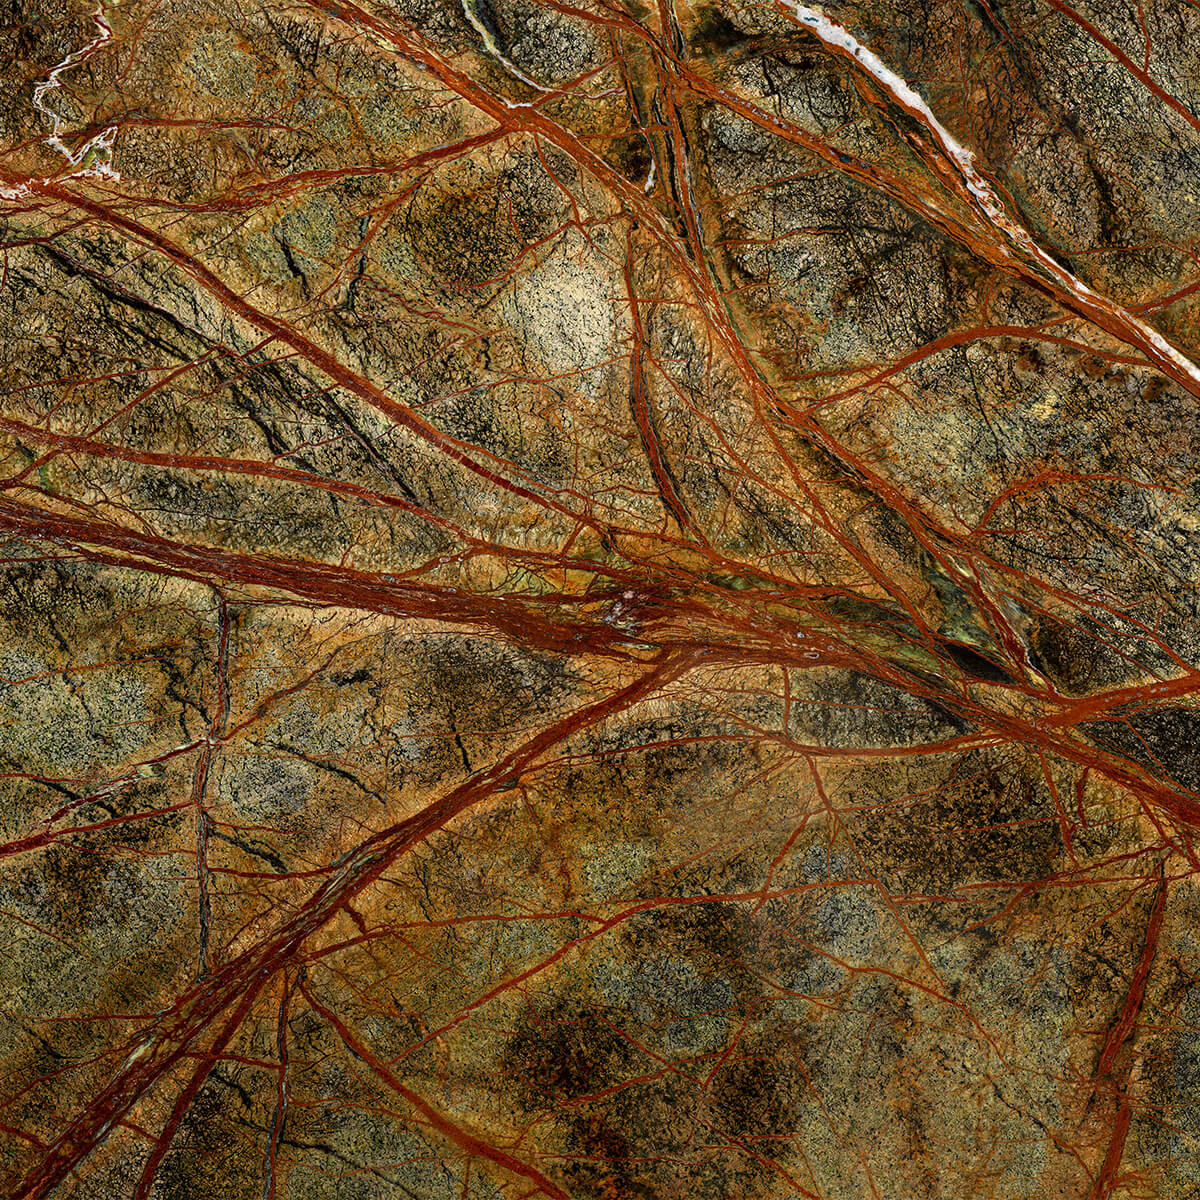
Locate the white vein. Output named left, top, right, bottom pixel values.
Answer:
left=460, top=0, right=552, bottom=94
left=1, top=0, right=120, bottom=199
left=778, top=1, right=1200, bottom=391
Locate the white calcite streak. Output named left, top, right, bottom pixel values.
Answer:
left=777, top=1, right=1200, bottom=393
left=460, top=0, right=552, bottom=93
left=0, top=0, right=119, bottom=200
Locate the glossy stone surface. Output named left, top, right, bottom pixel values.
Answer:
left=3, top=0, right=1200, bottom=1196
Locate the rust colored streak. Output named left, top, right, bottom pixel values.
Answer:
left=621, top=240, right=704, bottom=543
left=27, top=1, right=1121, bottom=656
left=298, top=0, right=1190, bottom=650
left=767, top=3, right=1200, bottom=402
left=129, top=982, right=264, bottom=1200
left=0, top=414, right=452, bottom=528
left=1040, top=0, right=1200, bottom=137
left=1097, top=866, right=1168, bottom=1081
left=262, top=971, right=298, bottom=1200
left=5, top=652, right=701, bottom=1200
left=1086, top=866, right=1168, bottom=1200
left=34, top=185, right=599, bottom=529
left=541, top=0, right=1200, bottom=406
left=300, top=983, right=573, bottom=1200
left=3, top=5, right=1200, bottom=1194
left=7, top=488, right=1200, bottom=832
left=0, top=495, right=629, bottom=656
left=1087, top=1103, right=1133, bottom=1200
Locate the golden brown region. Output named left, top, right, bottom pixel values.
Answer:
left=3, top=0, right=1200, bottom=1196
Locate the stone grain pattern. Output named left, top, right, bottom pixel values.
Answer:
left=1, top=0, right=1200, bottom=1196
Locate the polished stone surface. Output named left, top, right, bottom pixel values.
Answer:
left=3, top=1, right=1200, bottom=1196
